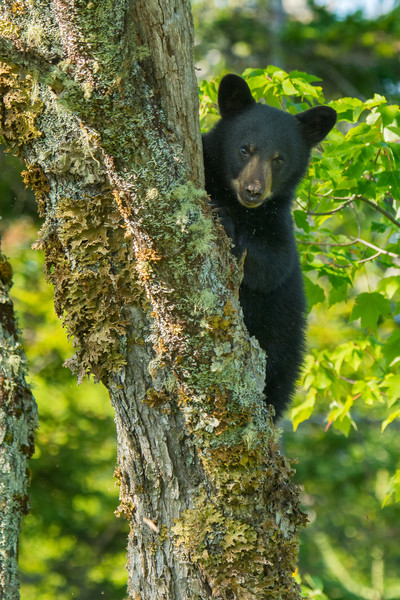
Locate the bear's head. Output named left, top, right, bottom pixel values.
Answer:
left=217, top=74, right=337, bottom=209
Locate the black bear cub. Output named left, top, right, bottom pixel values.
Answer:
left=203, top=74, right=336, bottom=419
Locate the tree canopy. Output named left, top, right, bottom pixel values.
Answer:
left=193, top=0, right=400, bottom=103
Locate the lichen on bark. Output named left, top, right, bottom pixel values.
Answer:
left=36, top=192, right=144, bottom=382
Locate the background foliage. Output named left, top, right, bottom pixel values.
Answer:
left=1, top=1, right=400, bottom=598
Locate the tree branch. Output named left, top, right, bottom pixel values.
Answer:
left=357, top=194, right=400, bottom=228
left=309, top=191, right=400, bottom=229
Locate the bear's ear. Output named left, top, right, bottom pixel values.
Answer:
left=218, top=74, right=256, bottom=118
left=295, top=106, right=337, bottom=147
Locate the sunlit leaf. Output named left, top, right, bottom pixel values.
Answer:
left=381, top=374, right=400, bottom=407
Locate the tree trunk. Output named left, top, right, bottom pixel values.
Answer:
left=0, top=248, right=38, bottom=599
left=0, top=1, right=305, bottom=598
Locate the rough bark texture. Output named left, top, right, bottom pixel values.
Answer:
left=0, top=1, right=305, bottom=598
left=108, top=309, right=210, bottom=598
left=131, top=0, right=203, bottom=186
left=0, top=250, right=38, bottom=599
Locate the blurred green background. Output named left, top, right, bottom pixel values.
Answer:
left=2, top=1, right=400, bottom=598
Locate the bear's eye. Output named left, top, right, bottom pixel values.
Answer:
left=272, top=155, right=285, bottom=167
left=240, top=145, right=251, bottom=158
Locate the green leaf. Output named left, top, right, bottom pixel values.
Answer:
left=328, top=398, right=357, bottom=436
left=382, top=470, right=400, bottom=506
left=333, top=343, right=362, bottom=374
left=350, top=292, right=392, bottom=330
left=383, top=126, right=400, bottom=142
left=289, top=70, right=322, bottom=84
left=328, top=279, right=349, bottom=306
left=381, top=410, right=400, bottom=432
left=378, top=103, right=400, bottom=127
left=303, top=276, right=325, bottom=309
left=383, top=330, right=400, bottom=366
left=381, top=374, right=400, bottom=407
left=329, top=97, right=365, bottom=122
left=291, top=389, right=317, bottom=431
left=332, top=414, right=352, bottom=436
left=293, top=209, right=310, bottom=232
left=282, top=78, right=299, bottom=96
left=364, top=94, right=387, bottom=110
left=353, top=377, right=383, bottom=406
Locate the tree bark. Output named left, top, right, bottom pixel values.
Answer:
left=0, top=248, right=38, bottom=600
left=0, top=1, right=305, bottom=598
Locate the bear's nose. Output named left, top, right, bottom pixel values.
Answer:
left=245, top=182, right=262, bottom=203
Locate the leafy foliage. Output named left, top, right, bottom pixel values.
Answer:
left=200, top=67, right=400, bottom=503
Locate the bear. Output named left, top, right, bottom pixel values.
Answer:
left=202, top=74, right=337, bottom=419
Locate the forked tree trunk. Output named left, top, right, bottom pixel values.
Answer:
left=0, top=1, right=305, bottom=598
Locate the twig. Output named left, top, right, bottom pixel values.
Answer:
left=311, top=191, right=400, bottom=228
left=356, top=237, right=399, bottom=258
left=309, top=202, right=353, bottom=217
left=357, top=194, right=400, bottom=228
left=300, top=236, right=399, bottom=258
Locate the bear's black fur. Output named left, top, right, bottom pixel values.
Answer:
left=203, top=74, right=336, bottom=419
